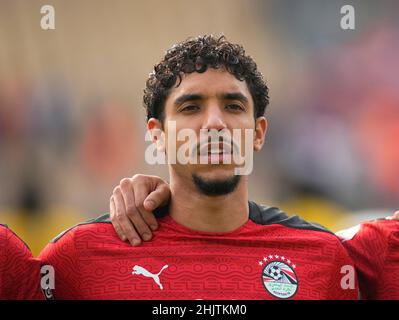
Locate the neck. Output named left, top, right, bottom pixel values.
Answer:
left=168, top=171, right=249, bottom=233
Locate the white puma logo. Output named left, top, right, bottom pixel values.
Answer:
left=132, top=264, right=168, bottom=290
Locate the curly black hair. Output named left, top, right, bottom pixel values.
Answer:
left=143, top=35, right=269, bottom=123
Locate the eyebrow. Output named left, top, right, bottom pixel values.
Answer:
left=174, top=94, right=203, bottom=106
left=174, top=92, right=249, bottom=106
left=221, top=92, right=249, bottom=103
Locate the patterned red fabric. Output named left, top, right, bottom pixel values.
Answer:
left=0, top=224, right=42, bottom=300
left=339, top=219, right=399, bottom=299
left=39, top=215, right=358, bottom=300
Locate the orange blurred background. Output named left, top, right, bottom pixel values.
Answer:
left=0, top=0, right=398, bottom=255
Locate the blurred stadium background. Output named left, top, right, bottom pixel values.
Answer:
left=0, top=0, right=398, bottom=255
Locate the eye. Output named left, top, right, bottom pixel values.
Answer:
left=180, top=105, right=200, bottom=113
left=226, top=104, right=244, bottom=112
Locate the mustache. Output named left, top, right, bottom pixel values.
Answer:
left=190, top=135, right=241, bottom=158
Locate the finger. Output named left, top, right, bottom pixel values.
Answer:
left=120, top=178, right=140, bottom=223
left=120, top=183, right=153, bottom=241
left=132, top=182, right=159, bottom=232
left=113, top=188, right=142, bottom=246
left=110, top=196, right=126, bottom=241
left=143, top=183, right=171, bottom=212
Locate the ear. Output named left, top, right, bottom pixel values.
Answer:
left=147, top=118, right=165, bottom=152
left=253, top=116, right=268, bottom=151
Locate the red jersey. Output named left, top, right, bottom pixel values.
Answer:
left=337, top=219, right=399, bottom=299
left=0, top=224, right=42, bottom=300
left=39, top=202, right=358, bottom=300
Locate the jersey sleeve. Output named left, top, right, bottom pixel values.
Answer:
left=0, top=225, right=43, bottom=300
left=338, top=219, right=399, bottom=299
left=39, top=227, right=81, bottom=299
left=324, top=236, right=359, bottom=300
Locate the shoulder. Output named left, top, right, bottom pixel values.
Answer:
left=337, top=219, right=398, bottom=279
left=248, top=201, right=335, bottom=236
left=248, top=201, right=354, bottom=267
left=363, top=218, right=398, bottom=239
left=0, top=224, right=7, bottom=242
left=39, top=213, right=115, bottom=264
left=248, top=201, right=348, bottom=258
left=337, top=218, right=399, bottom=299
left=50, top=213, right=112, bottom=243
left=0, top=223, right=32, bottom=253
left=338, top=218, right=398, bottom=243
left=0, top=223, right=9, bottom=237
left=338, top=218, right=399, bottom=264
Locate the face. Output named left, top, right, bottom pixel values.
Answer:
left=148, top=68, right=267, bottom=194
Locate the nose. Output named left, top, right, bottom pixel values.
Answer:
left=202, top=104, right=227, bottom=131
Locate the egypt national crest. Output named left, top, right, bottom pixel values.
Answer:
left=258, top=254, right=298, bottom=299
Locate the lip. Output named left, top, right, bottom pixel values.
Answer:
left=199, top=153, right=233, bottom=164
left=198, top=141, right=233, bottom=156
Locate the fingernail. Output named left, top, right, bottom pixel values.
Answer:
left=150, top=224, right=158, bottom=231
left=132, top=239, right=141, bottom=246
left=142, top=233, right=152, bottom=241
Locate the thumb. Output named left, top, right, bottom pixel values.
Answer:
left=143, top=184, right=171, bottom=211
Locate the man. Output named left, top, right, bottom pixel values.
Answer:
left=40, top=35, right=357, bottom=299
left=109, top=175, right=399, bottom=299
left=0, top=224, right=42, bottom=299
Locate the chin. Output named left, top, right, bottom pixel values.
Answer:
left=194, top=166, right=236, bottom=181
